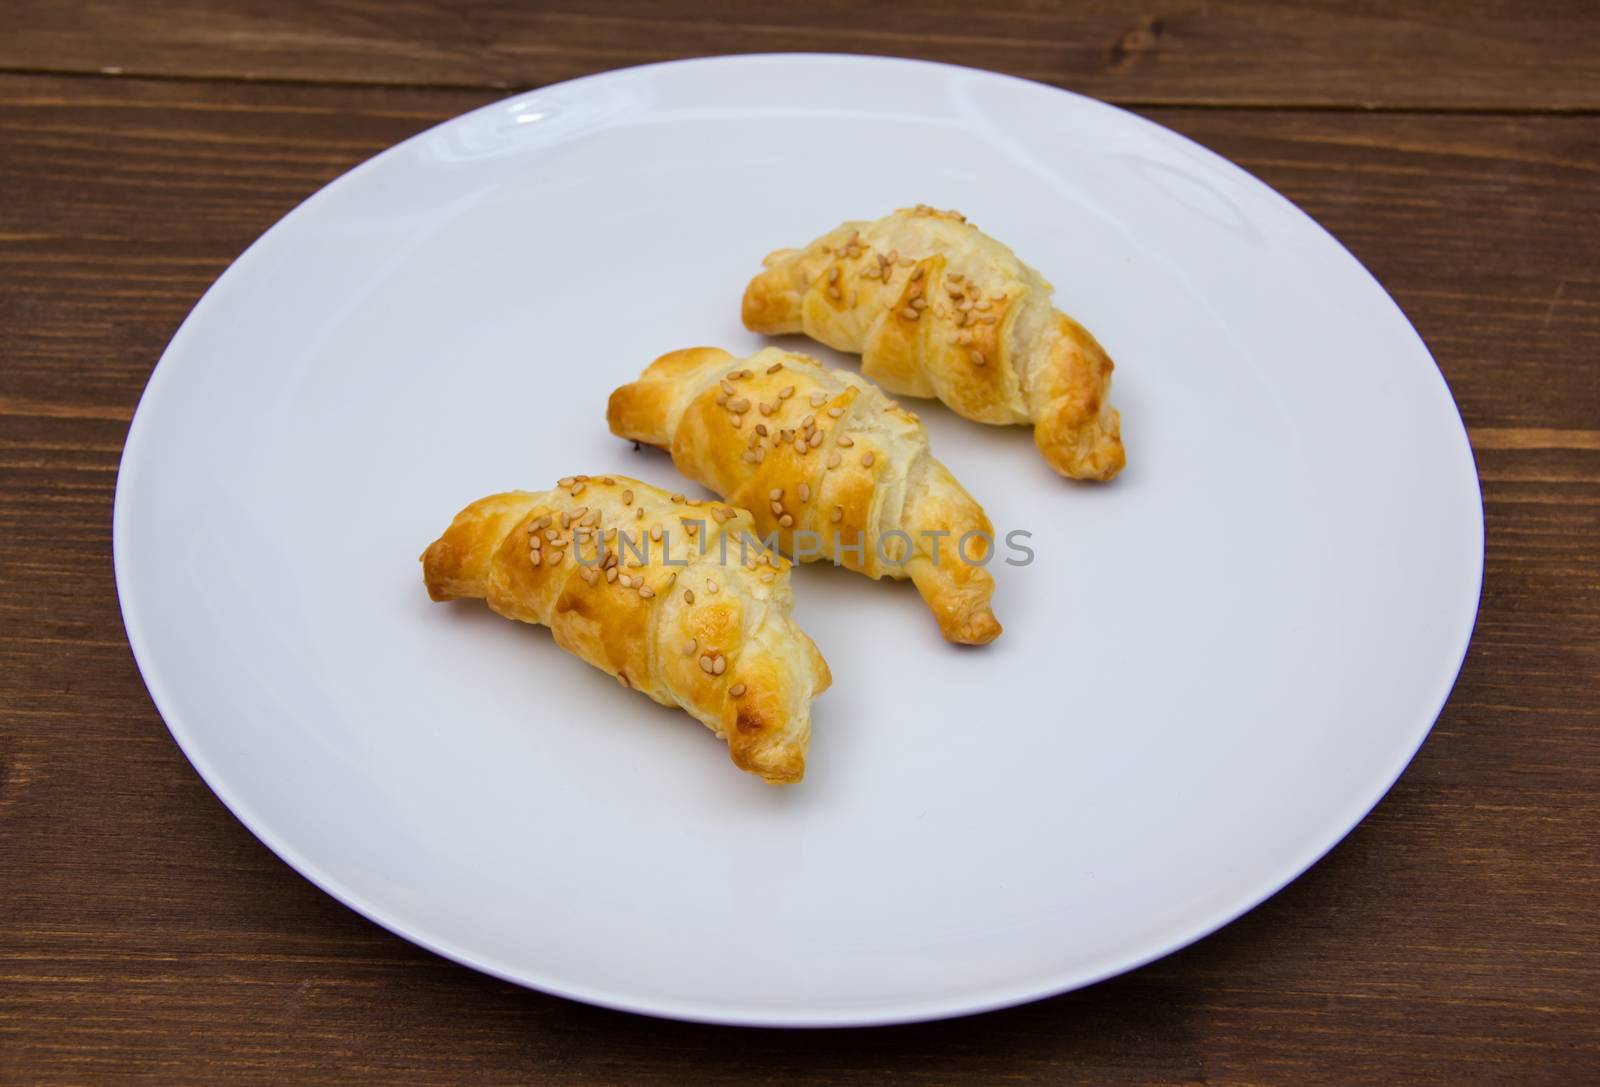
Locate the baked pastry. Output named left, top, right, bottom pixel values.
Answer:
left=741, top=204, right=1125, bottom=481
left=607, top=347, right=1001, bottom=645
left=421, top=476, right=830, bottom=784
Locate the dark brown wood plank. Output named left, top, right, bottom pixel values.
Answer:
left=3, top=0, right=1600, bottom=110
left=1, top=72, right=1597, bottom=1083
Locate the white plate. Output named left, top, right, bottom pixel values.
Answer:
left=114, top=55, right=1483, bottom=1026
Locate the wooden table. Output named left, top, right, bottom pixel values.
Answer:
left=3, top=3, right=1596, bottom=1082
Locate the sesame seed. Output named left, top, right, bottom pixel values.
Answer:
left=713, top=656, right=726, bottom=675
left=912, top=297, right=927, bottom=310
left=810, top=392, right=828, bottom=406
left=700, top=655, right=715, bottom=674
left=622, top=489, right=633, bottom=505
left=601, top=476, right=615, bottom=485
left=970, top=349, right=986, bottom=366
left=558, top=476, right=575, bottom=488
left=761, top=571, right=776, bottom=583
left=779, top=385, right=795, bottom=400
left=649, top=526, right=663, bottom=541
left=767, top=362, right=783, bottom=374
left=826, top=452, right=841, bottom=469
left=685, top=522, right=698, bottom=536
left=684, top=589, right=695, bottom=604
left=770, top=500, right=784, bottom=516
left=545, top=528, right=560, bottom=541
left=798, top=483, right=810, bottom=501
left=980, top=314, right=996, bottom=324
left=715, top=391, right=728, bottom=407
left=755, top=423, right=768, bottom=436
left=837, top=435, right=854, bottom=447
left=827, top=286, right=841, bottom=299
left=729, top=683, right=747, bottom=697
left=605, top=567, right=618, bottom=583
left=671, top=493, right=685, bottom=504
left=545, top=550, right=562, bottom=565
left=529, top=536, right=542, bottom=550
left=664, top=571, right=677, bottom=586
left=862, top=452, right=876, bottom=467
left=730, top=414, right=743, bottom=429
left=911, top=266, right=924, bottom=280
left=571, top=483, right=586, bottom=496
left=727, top=396, right=750, bottom=413
left=683, top=637, right=697, bottom=656
left=580, top=567, right=597, bottom=585
left=720, top=379, right=736, bottom=396
left=901, top=306, right=919, bottom=320
left=706, top=578, right=719, bottom=594
left=794, top=439, right=807, bottom=454
left=638, top=585, right=655, bottom=599
left=831, top=506, right=843, bottom=523
left=778, top=514, right=793, bottom=528
left=559, top=512, right=571, bottom=528
left=827, top=407, right=844, bottom=418
left=619, top=573, right=634, bottom=588
left=827, top=267, right=839, bottom=284
left=801, top=413, right=815, bottom=428
left=769, top=488, right=783, bottom=500
left=635, top=507, right=645, bottom=519
left=759, top=402, right=774, bottom=415
left=742, top=451, right=757, bottom=464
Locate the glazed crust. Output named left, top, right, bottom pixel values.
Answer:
left=607, top=347, right=1002, bottom=646
left=741, top=205, right=1125, bottom=481
left=421, top=475, right=831, bottom=784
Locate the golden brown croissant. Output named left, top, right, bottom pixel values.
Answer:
left=741, top=204, right=1125, bottom=481
left=607, top=347, right=1001, bottom=646
left=421, top=475, right=830, bottom=784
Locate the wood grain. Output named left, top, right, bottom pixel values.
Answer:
left=2, top=0, right=1600, bottom=110
left=1, top=11, right=1598, bottom=1083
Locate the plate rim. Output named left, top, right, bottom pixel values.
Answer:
left=113, top=52, right=1486, bottom=1027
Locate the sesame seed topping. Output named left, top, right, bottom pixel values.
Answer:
left=605, top=566, right=618, bottom=582
left=713, top=656, right=726, bottom=675
left=649, top=525, right=663, bottom=542
left=827, top=407, right=844, bottom=418
left=970, top=349, right=986, bottom=366
left=779, top=385, right=795, bottom=400
left=729, top=683, right=747, bottom=697
left=683, top=637, right=697, bottom=656
left=685, top=522, right=698, bottom=536
left=558, top=477, right=575, bottom=487
left=720, top=379, right=736, bottom=396
left=761, top=571, right=776, bottom=583
left=798, top=483, right=810, bottom=501
left=767, top=362, right=783, bottom=374
left=801, top=413, right=815, bottom=428
left=826, top=452, right=841, bottom=469
left=559, top=512, right=571, bottom=529
left=770, top=500, right=784, bottom=516
left=837, top=435, right=854, bottom=447
left=810, top=392, right=828, bottom=406
left=671, top=493, right=685, bottom=504
left=794, top=439, right=807, bottom=454
left=827, top=267, right=839, bottom=283
left=622, top=489, right=633, bottom=505
left=830, top=506, right=843, bottom=523
left=759, top=402, right=774, bottom=415
left=778, top=514, right=793, bottom=528
left=635, top=507, right=645, bottom=519
left=684, top=588, right=695, bottom=604
left=901, top=306, right=919, bottom=320
left=699, top=655, right=715, bottom=674
left=728, top=396, right=751, bottom=413
left=619, top=573, right=634, bottom=588
left=827, top=286, right=841, bottom=299
left=638, top=585, right=655, bottom=599
left=580, top=567, right=597, bottom=585
left=742, top=451, right=757, bottom=464
left=862, top=452, right=876, bottom=467
left=730, top=414, right=743, bottom=429
left=706, top=578, right=719, bottom=594
left=545, top=550, right=562, bottom=566
left=769, top=488, right=783, bottom=500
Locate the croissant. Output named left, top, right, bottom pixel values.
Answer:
left=421, top=475, right=831, bottom=784
left=741, top=205, right=1125, bottom=481
left=607, top=347, right=1001, bottom=646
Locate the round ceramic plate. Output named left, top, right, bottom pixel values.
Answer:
left=114, top=55, right=1483, bottom=1027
